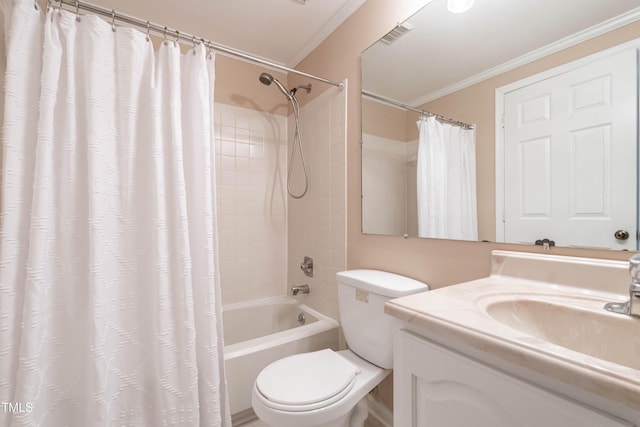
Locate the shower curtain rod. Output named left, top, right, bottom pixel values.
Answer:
left=51, top=0, right=344, bottom=89
left=362, top=90, right=474, bottom=130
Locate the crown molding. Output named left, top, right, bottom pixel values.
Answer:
left=287, top=0, right=367, bottom=67
left=409, top=7, right=640, bottom=106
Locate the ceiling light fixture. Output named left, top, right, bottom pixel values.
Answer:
left=447, top=0, right=474, bottom=14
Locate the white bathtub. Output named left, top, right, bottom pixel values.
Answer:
left=223, top=296, right=339, bottom=418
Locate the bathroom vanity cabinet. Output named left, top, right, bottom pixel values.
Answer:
left=393, top=329, right=633, bottom=427
left=386, top=251, right=640, bottom=426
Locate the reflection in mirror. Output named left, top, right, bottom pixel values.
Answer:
left=361, top=0, right=640, bottom=250
left=362, top=91, right=477, bottom=240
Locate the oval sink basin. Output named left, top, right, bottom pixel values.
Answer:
left=486, top=298, right=640, bottom=370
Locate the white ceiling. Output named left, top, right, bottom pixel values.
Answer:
left=87, top=0, right=366, bottom=67
left=76, top=0, right=640, bottom=98
left=362, top=0, right=640, bottom=105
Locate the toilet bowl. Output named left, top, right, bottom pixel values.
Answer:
left=252, top=349, right=389, bottom=427
left=251, top=270, right=428, bottom=427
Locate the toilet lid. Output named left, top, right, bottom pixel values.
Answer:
left=255, top=349, right=359, bottom=407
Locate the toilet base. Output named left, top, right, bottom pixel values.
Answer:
left=258, top=397, right=368, bottom=427
left=349, top=398, right=369, bottom=427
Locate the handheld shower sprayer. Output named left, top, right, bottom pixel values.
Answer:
left=258, top=72, right=312, bottom=199
left=259, top=73, right=312, bottom=99
left=259, top=72, right=292, bottom=101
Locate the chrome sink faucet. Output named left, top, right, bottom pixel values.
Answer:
left=604, top=253, right=640, bottom=316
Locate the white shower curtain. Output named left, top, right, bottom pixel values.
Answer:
left=417, top=116, right=478, bottom=240
left=0, top=1, right=230, bottom=426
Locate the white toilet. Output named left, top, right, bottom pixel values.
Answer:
left=251, top=269, right=428, bottom=427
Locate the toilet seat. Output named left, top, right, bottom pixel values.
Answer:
left=254, top=349, right=359, bottom=412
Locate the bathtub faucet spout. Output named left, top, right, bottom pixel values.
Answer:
left=291, top=284, right=310, bottom=296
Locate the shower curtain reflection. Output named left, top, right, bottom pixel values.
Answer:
left=0, top=1, right=230, bottom=425
left=417, top=116, right=478, bottom=240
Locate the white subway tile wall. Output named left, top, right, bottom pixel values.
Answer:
left=214, top=82, right=346, bottom=319
left=215, top=103, right=288, bottom=304
left=287, top=84, right=347, bottom=320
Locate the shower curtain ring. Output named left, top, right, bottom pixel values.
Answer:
left=75, top=1, right=81, bottom=22
left=192, top=35, right=198, bottom=55
left=145, top=21, right=150, bottom=42
left=111, top=10, right=116, bottom=32
left=48, top=0, right=56, bottom=20
left=163, top=26, right=168, bottom=45
left=34, top=0, right=38, bottom=11
left=174, top=30, right=180, bottom=47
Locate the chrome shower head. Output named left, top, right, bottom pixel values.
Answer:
left=259, top=72, right=273, bottom=86
left=258, top=72, right=292, bottom=100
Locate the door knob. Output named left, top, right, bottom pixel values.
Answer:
left=614, top=229, right=630, bottom=240
left=534, top=238, right=555, bottom=251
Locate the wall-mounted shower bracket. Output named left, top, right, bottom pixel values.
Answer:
left=301, top=256, right=314, bottom=277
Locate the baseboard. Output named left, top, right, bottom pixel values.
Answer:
left=231, top=408, right=257, bottom=426
left=232, top=396, right=392, bottom=426
left=367, top=394, right=393, bottom=427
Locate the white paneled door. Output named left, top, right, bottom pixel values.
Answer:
left=502, top=48, right=637, bottom=249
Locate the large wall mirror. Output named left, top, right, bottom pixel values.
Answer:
left=361, top=0, right=640, bottom=250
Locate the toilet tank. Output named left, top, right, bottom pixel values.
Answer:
left=337, top=270, right=428, bottom=369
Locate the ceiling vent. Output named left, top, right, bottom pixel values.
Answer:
left=380, top=22, right=414, bottom=45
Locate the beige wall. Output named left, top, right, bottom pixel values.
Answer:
left=362, top=97, right=409, bottom=142
left=295, top=0, right=634, bottom=298
left=362, top=134, right=413, bottom=235
left=215, top=55, right=290, bottom=116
